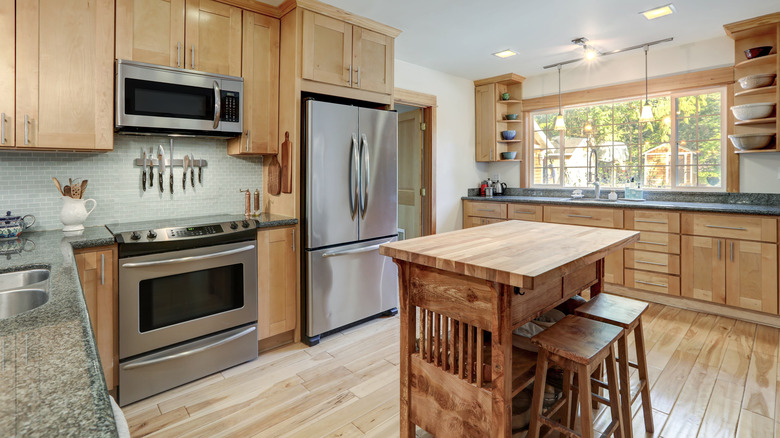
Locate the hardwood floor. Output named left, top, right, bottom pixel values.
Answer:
left=123, top=301, right=780, bottom=437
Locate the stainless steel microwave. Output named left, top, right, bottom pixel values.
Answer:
left=115, top=59, right=243, bottom=137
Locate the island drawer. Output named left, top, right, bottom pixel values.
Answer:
left=625, top=249, right=680, bottom=274
left=507, top=204, right=543, bottom=221
left=625, top=269, right=680, bottom=296
left=543, top=206, right=623, bottom=229
left=464, top=201, right=507, bottom=219
left=625, top=210, right=680, bottom=233
left=464, top=217, right=505, bottom=228
left=629, top=231, right=681, bottom=254
left=681, top=213, right=777, bottom=243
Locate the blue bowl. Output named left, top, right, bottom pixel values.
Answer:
left=501, top=130, right=516, bottom=140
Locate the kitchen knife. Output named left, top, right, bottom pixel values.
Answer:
left=190, top=153, right=195, bottom=187
left=198, top=159, right=202, bottom=184
left=183, top=154, right=189, bottom=190
left=141, top=150, right=146, bottom=192
left=169, top=140, right=174, bottom=193
left=158, top=144, right=164, bottom=193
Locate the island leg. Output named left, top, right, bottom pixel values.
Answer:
left=396, top=260, right=416, bottom=438
left=491, top=283, right=513, bottom=437
left=590, top=258, right=605, bottom=297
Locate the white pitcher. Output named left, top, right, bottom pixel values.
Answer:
left=60, top=196, right=97, bottom=232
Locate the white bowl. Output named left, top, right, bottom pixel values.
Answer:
left=728, top=133, right=774, bottom=150
left=731, top=103, right=775, bottom=121
left=738, top=73, right=776, bottom=90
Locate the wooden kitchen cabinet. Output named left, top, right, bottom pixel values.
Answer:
left=257, top=226, right=297, bottom=341
left=116, top=0, right=242, bottom=76
left=1, top=0, right=114, bottom=150
left=74, top=246, right=118, bottom=390
left=228, top=12, right=279, bottom=156
left=301, top=10, right=394, bottom=95
left=474, top=74, right=525, bottom=162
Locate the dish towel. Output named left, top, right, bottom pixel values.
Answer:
left=110, top=395, right=131, bottom=438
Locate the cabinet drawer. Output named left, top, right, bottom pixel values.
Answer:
left=507, top=204, right=543, bottom=221
left=629, top=231, right=681, bottom=254
left=681, top=213, right=777, bottom=243
left=464, top=201, right=507, bottom=219
left=465, top=216, right=505, bottom=228
left=625, top=249, right=680, bottom=274
left=543, top=206, right=623, bottom=229
left=626, top=210, right=680, bottom=233
left=625, top=269, right=680, bottom=296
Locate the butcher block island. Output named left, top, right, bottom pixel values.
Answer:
left=379, top=220, right=640, bottom=437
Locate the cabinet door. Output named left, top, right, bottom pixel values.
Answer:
left=475, top=84, right=496, bottom=161
left=16, top=0, right=114, bottom=150
left=681, top=236, right=726, bottom=304
left=301, top=10, right=352, bottom=87
left=75, top=247, right=117, bottom=390
left=185, top=0, right=242, bottom=76
left=726, top=240, right=778, bottom=314
left=352, top=26, right=393, bottom=94
left=0, top=0, right=13, bottom=147
left=229, top=12, right=279, bottom=155
left=258, top=227, right=297, bottom=339
left=604, top=250, right=623, bottom=284
left=116, top=0, right=186, bottom=68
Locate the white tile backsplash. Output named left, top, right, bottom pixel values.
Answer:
left=0, top=135, right=263, bottom=231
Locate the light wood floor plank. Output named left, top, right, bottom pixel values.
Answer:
left=742, top=325, right=779, bottom=418
left=736, top=409, right=774, bottom=438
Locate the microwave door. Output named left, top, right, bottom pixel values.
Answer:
left=119, top=78, right=218, bottom=131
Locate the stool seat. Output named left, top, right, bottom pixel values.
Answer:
left=574, top=293, right=648, bottom=329
left=531, top=315, right=623, bottom=365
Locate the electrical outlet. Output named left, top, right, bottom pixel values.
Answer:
left=493, top=173, right=500, bottom=181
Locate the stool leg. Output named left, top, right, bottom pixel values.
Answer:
left=635, top=319, right=654, bottom=433
left=569, top=371, right=579, bottom=430
left=617, top=332, right=633, bottom=438
left=577, top=363, right=594, bottom=438
left=592, top=363, right=602, bottom=410
left=562, top=369, right=573, bottom=429
left=605, top=345, right=624, bottom=438
left=528, top=348, right=549, bottom=438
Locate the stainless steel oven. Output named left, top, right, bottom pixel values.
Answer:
left=108, top=217, right=258, bottom=406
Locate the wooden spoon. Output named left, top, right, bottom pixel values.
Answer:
left=52, top=177, right=63, bottom=195
left=70, top=184, right=81, bottom=200
left=63, top=185, right=71, bottom=198
left=80, top=180, right=88, bottom=199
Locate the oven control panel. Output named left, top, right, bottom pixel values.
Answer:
left=115, top=219, right=257, bottom=244
left=169, top=224, right=224, bottom=238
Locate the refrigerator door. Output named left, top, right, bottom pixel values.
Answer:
left=358, top=107, right=398, bottom=241
left=306, top=100, right=360, bottom=250
left=306, top=236, right=398, bottom=337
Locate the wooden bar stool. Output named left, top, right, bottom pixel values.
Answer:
left=575, top=293, right=654, bottom=438
left=528, top=315, right=624, bottom=438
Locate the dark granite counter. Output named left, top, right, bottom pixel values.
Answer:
left=463, top=188, right=780, bottom=216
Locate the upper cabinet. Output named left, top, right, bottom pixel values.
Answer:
left=474, top=74, right=525, bottom=162
left=228, top=12, right=280, bottom=156
left=1, top=0, right=114, bottom=150
left=301, top=9, right=394, bottom=95
left=116, top=0, right=242, bottom=76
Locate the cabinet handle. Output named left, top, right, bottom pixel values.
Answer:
left=476, top=208, right=496, bottom=212
left=490, top=149, right=493, bottom=160
left=245, top=131, right=250, bottom=152
left=635, top=219, right=667, bottom=224
left=292, top=229, right=295, bottom=252
left=177, top=42, right=182, bottom=68
left=1, top=112, right=5, bottom=145
left=191, top=45, right=195, bottom=69
left=636, top=260, right=667, bottom=267
left=717, top=240, right=721, bottom=260
left=100, top=254, right=105, bottom=285
left=513, top=210, right=535, bottom=215
left=24, top=115, right=30, bottom=145
left=730, top=241, right=734, bottom=262
left=636, top=280, right=667, bottom=288
left=568, top=214, right=592, bottom=219
left=637, top=241, right=666, bottom=246
left=706, top=225, right=747, bottom=231
left=348, top=63, right=352, bottom=86
left=356, top=66, right=361, bottom=87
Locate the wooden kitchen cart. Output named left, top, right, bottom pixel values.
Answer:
left=379, top=221, right=639, bottom=437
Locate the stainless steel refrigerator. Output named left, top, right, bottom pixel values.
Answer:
left=303, top=99, right=399, bottom=345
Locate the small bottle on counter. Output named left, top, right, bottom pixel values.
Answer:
left=240, top=189, right=251, bottom=217
left=253, top=189, right=260, bottom=216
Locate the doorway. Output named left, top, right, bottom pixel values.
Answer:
left=394, top=88, right=436, bottom=238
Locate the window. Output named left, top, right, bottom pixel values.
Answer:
left=531, top=88, right=726, bottom=190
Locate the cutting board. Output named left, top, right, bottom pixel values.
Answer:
left=268, top=154, right=281, bottom=195
left=281, top=131, right=292, bottom=194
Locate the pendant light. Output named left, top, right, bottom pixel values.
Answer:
left=639, top=45, right=654, bottom=122
left=554, top=64, right=565, bottom=130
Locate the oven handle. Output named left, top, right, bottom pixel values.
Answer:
left=121, top=326, right=257, bottom=370
left=121, top=244, right=255, bottom=268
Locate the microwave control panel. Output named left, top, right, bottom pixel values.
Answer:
left=221, top=91, right=240, bottom=123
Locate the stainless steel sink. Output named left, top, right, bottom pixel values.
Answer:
left=566, top=198, right=614, bottom=202
left=0, top=269, right=50, bottom=319
left=0, top=289, right=49, bottom=319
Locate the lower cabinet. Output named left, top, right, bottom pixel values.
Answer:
left=74, top=245, right=117, bottom=390
left=257, top=226, right=297, bottom=340
left=604, top=251, right=623, bottom=284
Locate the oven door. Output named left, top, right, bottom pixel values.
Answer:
left=119, top=240, right=257, bottom=359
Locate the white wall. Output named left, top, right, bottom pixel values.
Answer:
left=394, top=59, right=487, bottom=232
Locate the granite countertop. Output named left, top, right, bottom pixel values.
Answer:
left=0, top=213, right=297, bottom=437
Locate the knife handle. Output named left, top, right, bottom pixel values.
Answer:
left=191, top=168, right=195, bottom=187
left=142, top=168, right=146, bottom=191
left=170, top=173, right=174, bottom=193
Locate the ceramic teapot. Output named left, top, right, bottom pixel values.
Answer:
left=0, top=211, right=36, bottom=239
left=60, top=197, right=97, bottom=232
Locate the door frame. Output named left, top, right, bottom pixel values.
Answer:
left=394, top=88, right=436, bottom=235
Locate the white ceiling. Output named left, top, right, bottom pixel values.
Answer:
left=267, top=0, right=779, bottom=80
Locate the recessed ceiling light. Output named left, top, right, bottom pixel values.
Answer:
left=640, top=4, right=676, bottom=20
left=492, top=50, right=517, bottom=59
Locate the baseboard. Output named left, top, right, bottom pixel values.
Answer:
left=258, top=330, right=295, bottom=353
left=605, top=283, right=780, bottom=329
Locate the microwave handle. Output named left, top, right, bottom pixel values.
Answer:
left=213, top=81, right=221, bottom=129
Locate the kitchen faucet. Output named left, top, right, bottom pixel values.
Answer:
left=588, top=144, right=600, bottom=199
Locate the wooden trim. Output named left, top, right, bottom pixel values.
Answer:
left=215, top=0, right=282, bottom=17
left=258, top=330, right=294, bottom=353
left=394, top=88, right=437, bottom=107
left=300, top=79, right=393, bottom=105
left=473, top=73, right=526, bottom=87
left=723, top=12, right=780, bottom=38
left=522, top=67, right=735, bottom=112
left=726, top=83, right=739, bottom=192
left=294, top=0, right=401, bottom=37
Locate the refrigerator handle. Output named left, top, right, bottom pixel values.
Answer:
left=349, top=134, right=359, bottom=219
left=360, top=133, right=370, bottom=219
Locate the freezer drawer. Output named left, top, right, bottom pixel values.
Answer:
left=306, top=237, right=398, bottom=337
